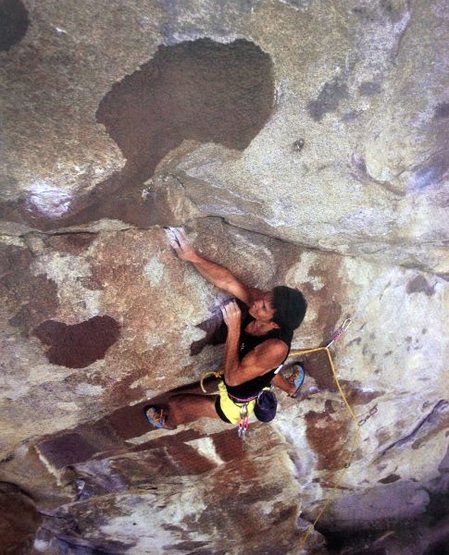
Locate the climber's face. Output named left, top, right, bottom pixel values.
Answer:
left=249, top=292, right=276, bottom=323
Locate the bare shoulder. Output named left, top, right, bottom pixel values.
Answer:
left=234, top=338, right=288, bottom=385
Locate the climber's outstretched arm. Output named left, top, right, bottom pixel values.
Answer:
left=165, top=227, right=252, bottom=304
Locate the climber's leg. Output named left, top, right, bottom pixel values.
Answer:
left=144, top=394, right=219, bottom=429
left=165, top=394, right=219, bottom=428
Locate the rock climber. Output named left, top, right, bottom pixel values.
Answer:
left=144, top=227, right=308, bottom=430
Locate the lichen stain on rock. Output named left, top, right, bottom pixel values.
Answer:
left=434, top=102, right=449, bottom=119
left=305, top=408, right=351, bottom=471
left=0, top=0, right=29, bottom=52
left=1, top=244, right=59, bottom=336
left=406, top=274, right=435, bottom=296
left=307, top=76, right=349, bottom=122
left=34, top=315, right=120, bottom=368
left=97, top=38, right=274, bottom=160
left=44, top=233, right=97, bottom=255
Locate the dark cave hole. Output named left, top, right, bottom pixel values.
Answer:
left=34, top=315, right=120, bottom=369
left=83, top=38, right=274, bottom=226
left=0, top=0, right=29, bottom=52
left=96, top=38, right=274, bottom=175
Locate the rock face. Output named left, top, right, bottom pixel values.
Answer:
left=0, top=1, right=448, bottom=554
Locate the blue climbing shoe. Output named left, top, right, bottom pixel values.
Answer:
left=289, top=364, right=305, bottom=398
left=144, top=405, right=166, bottom=428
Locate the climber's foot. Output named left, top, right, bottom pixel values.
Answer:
left=288, top=364, right=306, bottom=398
left=144, top=405, right=166, bottom=428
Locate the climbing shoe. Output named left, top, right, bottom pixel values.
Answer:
left=288, top=364, right=305, bottom=398
left=144, top=405, right=166, bottom=428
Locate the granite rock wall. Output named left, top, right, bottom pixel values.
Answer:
left=1, top=1, right=448, bottom=553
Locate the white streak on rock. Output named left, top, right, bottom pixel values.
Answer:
left=33, top=539, right=50, bottom=552
left=26, top=180, right=72, bottom=217
left=56, top=401, right=79, bottom=411
left=31, top=252, right=100, bottom=319
left=144, top=256, right=165, bottom=286
left=75, top=383, right=104, bottom=396
left=186, top=437, right=225, bottom=466
left=144, top=333, right=164, bottom=348
left=286, top=252, right=324, bottom=291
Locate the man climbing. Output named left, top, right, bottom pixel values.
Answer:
left=144, top=227, right=307, bottom=430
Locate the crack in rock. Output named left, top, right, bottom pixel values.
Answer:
left=380, top=399, right=449, bottom=457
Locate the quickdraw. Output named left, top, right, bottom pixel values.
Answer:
left=325, top=318, right=352, bottom=349
left=238, top=404, right=249, bottom=439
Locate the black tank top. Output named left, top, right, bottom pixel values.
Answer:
left=225, top=313, right=293, bottom=399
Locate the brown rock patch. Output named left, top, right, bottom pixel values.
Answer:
left=307, top=254, right=345, bottom=342
left=1, top=244, right=59, bottom=335
left=434, top=102, right=449, bottom=119
left=34, top=315, right=120, bottom=368
left=305, top=408, right=352, bottom=471
left=44, top=233, right=97, bottom=255
left=301, top=350, right=338, bottom=392
left=190, top=309, right=226, bottom=356
left=339, top=380, right=383, bottom=405
left=37, top=433, right=99, bottom=470
left=0, top=482, right=41, bottom=554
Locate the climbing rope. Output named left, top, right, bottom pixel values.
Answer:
left=287, top=318, right=355, bottom=419
left=200, top=370, right=223, bottom=393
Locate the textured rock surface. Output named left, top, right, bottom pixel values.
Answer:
left=0, top=482, right=41, bottom=554
left=1, top=0, right=448, bottom=272
left=32, top=425, right=327, bottom=554
left=1, top=0, right=448, bottom=553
